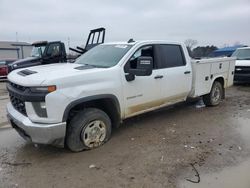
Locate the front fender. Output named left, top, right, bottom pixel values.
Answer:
left=62, top=94, right=120, bottom=122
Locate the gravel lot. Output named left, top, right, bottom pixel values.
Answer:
left=0, top=81, right=8, bottom=128
left=0, top=81, right=250, bottom=188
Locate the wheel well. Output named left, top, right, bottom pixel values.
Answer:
left=65, top=98, right=121, bottom=129
left=214, top=77, right=225, bottom=98
left=214, top=77, right=224, bottom=88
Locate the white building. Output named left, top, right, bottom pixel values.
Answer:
left=0, top=41, right=32, bottom=60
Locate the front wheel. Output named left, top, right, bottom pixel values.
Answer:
left=203, top=81, right=223, bottom=106
left=66, top=108, right=112, bottom=152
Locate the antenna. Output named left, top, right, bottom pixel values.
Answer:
left=67, top=37, right=70, bottom=52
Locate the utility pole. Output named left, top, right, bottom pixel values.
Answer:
left=67, top=37, right=70, bottom=53
left=16, top=32, right=19, bottom=42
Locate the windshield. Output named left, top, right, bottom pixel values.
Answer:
left=75, top=44, right=132, bottom=68
left=232, top=49, right=250, bottom=60
left=31, top=46, right=46, bottom=57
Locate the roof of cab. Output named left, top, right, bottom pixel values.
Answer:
left=237, top=46, right=250, bottom=50
left=103, top=40, right=183, bottom=46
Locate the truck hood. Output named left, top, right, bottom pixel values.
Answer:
left=235, top=60, right=250, bottom=67
left=10, top=56, right=40, bottom=66
left=7, top=63, right=104, bottom=86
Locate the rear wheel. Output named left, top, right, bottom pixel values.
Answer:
left=203, top=81, right=223, bottom=106
left=66, top=108, right=112, bottom=152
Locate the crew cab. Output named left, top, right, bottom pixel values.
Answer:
left=6, top=41, right=235, bottom=152
left=231, top=47, right=250, bottom=83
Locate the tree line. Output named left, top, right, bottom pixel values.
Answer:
left=185, top=39, right=218, bottom=59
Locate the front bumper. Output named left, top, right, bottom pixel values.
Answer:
left=234, top=73, right=250, bottom=83
left=7, top=103, right=66, bottom=147
left=0, top=75, right=7, bottom=79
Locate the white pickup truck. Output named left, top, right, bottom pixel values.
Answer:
left=231, top=47, right=250, bottom=83
left=6, top=40, right=235, bottom=152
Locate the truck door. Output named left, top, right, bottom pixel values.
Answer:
left=154, top=44, right=192, bottom=103
left=122, top=45, right=164, bottom=118
left=42, top=42, right=62, bottom=64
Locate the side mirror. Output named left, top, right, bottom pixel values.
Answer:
left=128, top=56, right=153, bottom=76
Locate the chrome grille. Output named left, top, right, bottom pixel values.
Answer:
left=9, top=82, right=27, bottom=91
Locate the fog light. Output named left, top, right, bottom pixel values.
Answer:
left=40, top=102, right=46, bottom=109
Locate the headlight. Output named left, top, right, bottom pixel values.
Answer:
left=30, top=85, right=56, bottom=93
left=29, top=86, right=56, bottom=117
left=32, top=102, right=47, bottom=117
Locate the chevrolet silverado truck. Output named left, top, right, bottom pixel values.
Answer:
left=6, top=40, right=235, bottom=152
left=231, top=47, right=250, bottom=83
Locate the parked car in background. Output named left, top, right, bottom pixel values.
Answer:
left=232, top=47, right=250, bottom=83
left=0, top=59, right=16, bottom=80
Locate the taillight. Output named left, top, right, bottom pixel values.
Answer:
left=0, top=66, right=8, bottom=75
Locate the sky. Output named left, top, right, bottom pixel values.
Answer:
left=0, top=0, right=250, bottom=50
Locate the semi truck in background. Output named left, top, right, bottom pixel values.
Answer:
left=8, top=28, right=106, bottom=73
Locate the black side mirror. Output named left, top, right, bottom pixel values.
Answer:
left=128, top=56, right=153, bottom=76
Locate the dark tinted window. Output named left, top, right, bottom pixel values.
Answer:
left=156, top=44, right=186, bottom=68
left=47, top=43, right=60, bottom=56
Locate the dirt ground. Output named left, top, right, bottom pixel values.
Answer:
left=0, top=81, right=250, bottom=188
left=0, top=81, right=8, bottom=128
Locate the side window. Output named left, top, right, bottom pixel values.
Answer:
left=156, top=44, right=186, bottom=68
left=128, top=46, right=154, bottom=69
left=46, top=43, right=60, bottom=57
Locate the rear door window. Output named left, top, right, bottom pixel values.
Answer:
left=155, top=44, right=186, bottom=69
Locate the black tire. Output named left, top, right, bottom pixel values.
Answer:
left=203, top=81, right=223, bottom=106
left=66, top=108, right=112, bottom=152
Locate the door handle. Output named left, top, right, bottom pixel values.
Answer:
left=184, top=71, right=191, bottom=74
left=154, top=75, right=164, bottom=79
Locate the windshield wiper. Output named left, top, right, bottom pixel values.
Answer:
left=83, top=64, right=109, bottom=68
